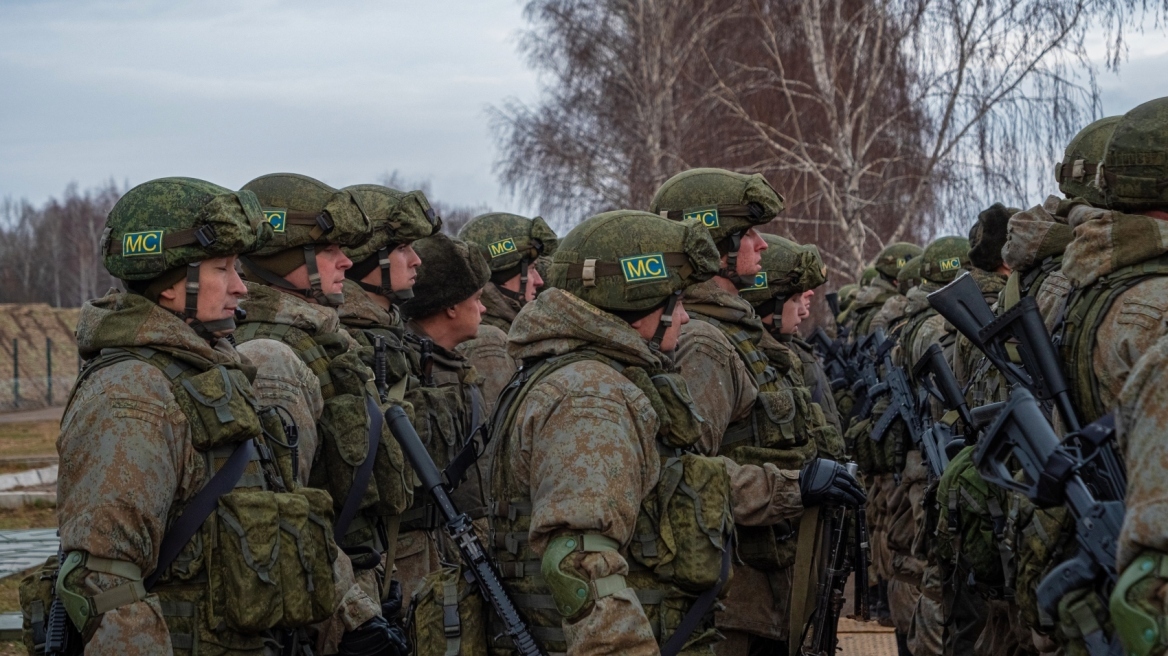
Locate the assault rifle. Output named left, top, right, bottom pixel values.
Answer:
left=912, top=343, right=972, bottom=465
left=972, top=389, right=1124, bottom=656
left=848, top=331, right=887, bottom=422
left=801, top=463, right=870, bottom=656
left=385, top=406, right=548, bottom=656
left=43, top=548, right=81, bottom=656
left=927, top=272, right=1125, bottom=500
left=809, top=327, right=853, bottom=391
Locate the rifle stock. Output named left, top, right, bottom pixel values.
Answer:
left=825, top=292, right=841, bottom=318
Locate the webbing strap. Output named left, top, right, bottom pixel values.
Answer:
left=660, top=538, right=732, bottom=656
left=788, top=506, right=822, bottom=656
left=334, top=394, right=383, bottom=544
left=145, top=439, right=256, bottom=590
left=443, top=579, right=461, bottom=656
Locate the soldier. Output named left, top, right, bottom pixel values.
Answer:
left=457, top=213, right=559, bottom=410
left=231, top=174, right=414, bottom=654
left=393, top=233, right=494, bottom=600
left=647, top=168, right=851, bottom=654
left=849, top=243, right=922, bottom=337
left=485, top=209, right=862, bottom=655
left=1052, top=97, right=1168, bottom=654
left=43, top=178, right=386, bottom=653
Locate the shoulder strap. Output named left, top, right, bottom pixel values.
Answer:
left=145, top=439, right=256, bottom=590
left=334, top=393, right=383, bottom=543
left=660, top=536, right=733, bottom=656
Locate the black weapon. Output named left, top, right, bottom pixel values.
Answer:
left=928, top=272, right=1125, bottom=499
left=44, top=549, right=80, bottom=656
left=972, top=389, right=1123, bottom=656
left=847, top=331, right=885, bottom=422
left=910, top=343, right=972, bottom=467
left=373, top=335, right=388, bottom=403
left=802, top=463, right=870, bottom=655
left=384, top=406, right=548, bottom=656
left=810, top=328, right=851, bottom=390
left=825, top=292, right=841, bottom=319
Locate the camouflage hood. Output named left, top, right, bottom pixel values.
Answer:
left=851, top=276, right=898, bottom=310
left=682, top=278, right=759, bottom=323
left=1001, top=197, right=1075, bottom=272
left=1062, top=210, right=1168, bottom=287
left=969, top=268, right=1008, bottom=298
left=336, top=279, right=401, bottom=330
left=239, top=280, right=341, bottom=338
left=75, top=290, right=243, bottom=370
left=507, top=288, right=671, bottom=370
left=480, top=281, right=522, bottom=329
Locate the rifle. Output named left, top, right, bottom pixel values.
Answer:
left=972, top=389, right=1124, bottom=656
left=810, top=328, right=851, bottom=390
left=385, top=406, right=548, bottom=656
left=927, top=272, right=1125, bottom=500
left=44, top=549, right=81, bottom=655
left=912, top=343, right=972, bottom=465
left=825, top=292, right=841, bottom=319
left=847, top=331, right=885, bottom=422
left=866, top=332, right=934, bottom=471
left=801, top=463, right=870, bottom=656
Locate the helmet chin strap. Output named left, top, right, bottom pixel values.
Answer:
left=496, top=258, right=532, bottom=305
left=180, top=262, right=239, bottom=341
left=647, top=292, right=681, bottom=352
left=719, top=233, right=754, bottom=289
left=240, top=245, right=344, bottom=307
left=356, top=246, right=414, bottom=302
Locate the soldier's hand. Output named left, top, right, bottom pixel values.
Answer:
left=338, top=613, right=409, bottom=656
left=799, top=458, right=865, bottom=507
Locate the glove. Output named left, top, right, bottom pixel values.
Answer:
left=799, top=458, right=865, bottom=507
left=337, top=614, right=409, bottom=656
left=381, top=580, right=404, bottom=620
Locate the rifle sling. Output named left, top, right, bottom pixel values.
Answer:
left=660, top=538, right=733, bottom=656
left=145, top=438, right=256, bottom=590
left=788, top=505, right=823, bottom=656
left=334, top=394, right=383, bottom=544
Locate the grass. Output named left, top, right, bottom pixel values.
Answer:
left=0, top=502, right=56, bottom=531
left=0, top=420, right=58, bottom=460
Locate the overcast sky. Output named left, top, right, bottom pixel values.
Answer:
left=2, top=1, right=1167, bottom=212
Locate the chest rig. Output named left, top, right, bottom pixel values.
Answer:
left=233, top=319, right=409, bottom=572
left=484, top=350, right=731, bottom=655
left=61, top=346, right=337, bottom=654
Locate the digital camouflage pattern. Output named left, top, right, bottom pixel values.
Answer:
left=1100, top=97, right=1168, bottom=211
left=848, top=277, right=900, bottom=336
left=1056, top=117, right=1120, bottom=206
left=53, top=291, right=379, bottom=654
left=341, top=184, right=440, bottom=265
left=335, top=278, right=415, bottom=408
left=872, top=242, right=923, bottom=280
left=920, top=236, right=972, bottom=284
left=648, top=168, right=783, bottom=245
left=458, top=212, right=558, bottom=277
left=241, top=174, right=372, bottom=256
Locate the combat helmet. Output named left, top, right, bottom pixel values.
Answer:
left=400, top=234, right=490, bottom=320
left=102, top=176, right=272, bottom=338
left=740, top=234, right=828, bottom=317
left=897, top=255, right=923, bottom=295
left=837, top=283, right=860, bottom=313
left=649, top=168, right=784, bottom=287
left=920, top=236, right=972, bottom=284
left=859, top=266, right=879, bottom=286
left=238, top=173, right=372, bottom=307
left=1055, top=116, right=1120, bottom=205
left=459, top=213, right=558, bottom=306
left=1100, top=97, right=1168, bottom=211
left=550, top=210, right=720, bottom=350
left=342, top=184, right=441, bottom=302
left=872, top=242, right=923, bottom=281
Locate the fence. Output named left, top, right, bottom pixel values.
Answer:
left=0, top=305, right=81, bottom=412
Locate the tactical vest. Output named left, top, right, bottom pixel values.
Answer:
left=1058, top=253, right=1168, bottom=423
left=399, top=332, right=489, bottom=531
left=934, top=447, right=1011, bottom=600
left=344, top=321, right=414, bottom=406
left=854, top=289, right=897, bottom=336
left=233, top=319, right=410, bottom=571
left=484, top=351, right=731, bottom=655
left=688, top=312, right=817, bottom=572
left=52, top=346, right=337, bottom=654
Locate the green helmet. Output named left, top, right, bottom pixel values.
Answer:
left=837, top=283, right=860, bottom=312
left=873, top=242, right=923, bottom=280
left=1101, top=97, right=1168, bottom=211
left=550, top=210, right=720, bottom=350
left=400, top=234, right=490, bottom=321
left=896, top=255, right=923, bottom=294
left=648, top=168, right=784, bottom=287
left=102, top=176, right=272, bottom=337
left=920, top=236, right=972, bottom=283
left=342, top=184, right=442, bottom=303
left=1056, top=116, right=1120, bottom=205
left=740, top=234, right=828, bottom=315
left=969, top=203, right=1018, bottom=271
left=239, top=173, right=372, bottom=307
left=459, top=212, right=559, bottom=306
left=859, top=267, right=879, bottom=286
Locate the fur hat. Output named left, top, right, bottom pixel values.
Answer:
left=400, top=233, right=491, bottom=320
left=969, top=203, right=1017, bottom=271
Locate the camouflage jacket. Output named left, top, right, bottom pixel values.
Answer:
left=850, top=277, right=900, bottom=336
left=336, top=279, right=415, bottom=406
left=58, top=291, right=377, bottom=654
left=455, top=323, right=515, bottom=417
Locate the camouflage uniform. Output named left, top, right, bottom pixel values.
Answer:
left=43, top=178, right=378, bottom=655
left=457, top=213, right=557, bottom=410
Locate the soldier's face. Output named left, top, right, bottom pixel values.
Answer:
left=798, top=290, right=814, bottom=318
left=159, top=256, right=247, bottom=332
left=500, top=267, right=544, bottom=302
left=387, top=241, right=420, bottom=289
left=632, top=299, right=689, bottom=352
left=730, top=228, right=767, bottom=278
left=780, top=295, right=803, bottom=334
left=286, top=244, right=352, bottom=299
left=446, top=288, right=486, bottom=345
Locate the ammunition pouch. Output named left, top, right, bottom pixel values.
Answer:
left=409, top=565, right=489, bottom=656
